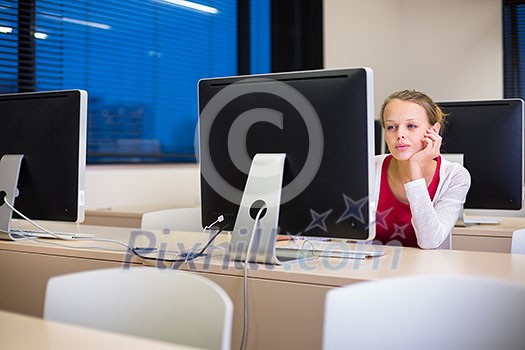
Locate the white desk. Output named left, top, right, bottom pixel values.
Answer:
left=1, top=222, right=525, bottom=349
left=452, top=216, right=525, bottom=253
left=0, top=310, right=199, bottom=349
left=84, top=206, right=525, bottom=253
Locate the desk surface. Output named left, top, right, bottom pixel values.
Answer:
left=86, top=205, right=525, bottom=253
left=2, top=221, right=525, bottom=350
left=3, top=220, right=525, bottom=287
left=0, top=310, right=198, bottom=350
left=453, top=216, right=525, bottom=238
left=451, top=216, right=525, bottom=253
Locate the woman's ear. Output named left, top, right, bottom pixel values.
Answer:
left=432, top=122, right=441, bottom=134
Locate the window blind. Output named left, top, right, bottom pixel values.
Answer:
left=0, top=0, right=270, bottom=163
left=504, top=0, right=525, bottom=99
left=0, top=0, right=23, bottom=93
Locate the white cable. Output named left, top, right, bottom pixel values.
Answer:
left=3, top=197, right=142, bottom=253
left=240, top=206, right=265, bottom=350
left=183, top=214, right=225, bottom=263
left=301, top=238, right=316, bottom=253
left=4, top=197, right=76, bottom=241
left=205, top=214, right=225, bottom=231
left=3, top=197, right=238, bottom=272
left=203, top=215, right=227, bottom=254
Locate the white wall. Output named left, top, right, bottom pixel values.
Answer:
left=85, top=163, right=200, bottom=210
left=85, top=0, right=503, bottom=210
left=324, top=0, right=503, bottom=115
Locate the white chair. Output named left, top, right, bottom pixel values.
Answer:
left=141, top=207, right=203, bottom=232
left=44, top=267, right=233, bottom=350
left=511, top=228, right=525, bottom=254
left=323, top=275, right=525, bottom=350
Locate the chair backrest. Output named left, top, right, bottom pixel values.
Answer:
left=323, top=275, right=525, bottom=350
left=141, top=207, right=202, bottom=232
left=512, top=228, right=525, bottom=254
left=44, top=267, right=233, bottom=350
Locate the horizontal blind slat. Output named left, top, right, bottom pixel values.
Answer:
left=0, top=0, right=270, bottom=163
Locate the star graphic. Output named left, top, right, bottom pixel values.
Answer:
left=336, top=194, right=367, bottom=224
left=305, top=209, right=333, bottom=232
left=375, top=207, right=393, bottom=230
left=390, top=223, right=409, bottom=240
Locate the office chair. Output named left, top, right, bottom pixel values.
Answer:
left=323, top=275, right=525, bottom=350
left=44, top=267, right=233, bottom=350
left=141, top=207, right=203, bottom=232
left=511, top=229, right=525, bottom=254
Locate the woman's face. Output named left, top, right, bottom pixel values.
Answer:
left=383, top=98, right=433, bottom=161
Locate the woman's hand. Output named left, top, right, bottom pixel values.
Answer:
left=409, top=124, right=442, bottom=180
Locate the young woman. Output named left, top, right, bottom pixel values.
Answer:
left=374, top=90, right=471, bottom=249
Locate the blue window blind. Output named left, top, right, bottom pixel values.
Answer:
left=0, top=0, right=20, bottom=92
left=0, top=0, right=270, bottom=163
left=504, top=0, right=525, bottom=98
left=250, top=0, right=270, bottom=74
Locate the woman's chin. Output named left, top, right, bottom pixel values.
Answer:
left=391, top=151, right=414, bottom=161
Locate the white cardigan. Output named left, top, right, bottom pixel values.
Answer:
left=374, top=154, right=471, bottom=249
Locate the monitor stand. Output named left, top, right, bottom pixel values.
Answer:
left=229, top=153, right=315, bottom=265
left=0, top=154, right=24, bottom=239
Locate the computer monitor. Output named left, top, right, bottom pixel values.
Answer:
left=438, top=99, right=524, bottom=222
left=198, top=67, right=375, bottom=263
left=0, top=90, right=87, bottom=239
left=374, top=119, right=386, bottom=155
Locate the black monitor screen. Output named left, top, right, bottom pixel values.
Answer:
left=199, top=68, right=375, bottom=240
left=0, top=90, right=87, bottom=227
left=438, top=99, right=523, bottom=213
left=374, top=119, right=386, bottom=155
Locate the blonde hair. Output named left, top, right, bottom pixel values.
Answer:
left=379, top=90, right=447, bottom=133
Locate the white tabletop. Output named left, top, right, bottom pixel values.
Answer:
left=0, top=310, right=200, bottom=350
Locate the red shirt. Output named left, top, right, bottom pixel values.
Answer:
left=375, top=155, right=441, bottom=247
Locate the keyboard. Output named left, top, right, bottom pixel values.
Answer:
left=316, top=248, right=384, bottom=259
left=275, top=247, right=384, bottom=260
left=10, top=229, right=95, bottom=240
left=456, top=216, right=501, bottom=227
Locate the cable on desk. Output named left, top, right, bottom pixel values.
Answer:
left=130, top=227, right=226, bottom=266
left=4, top=197, right=77, bottom=241
left=4, top=197, right=145, bottom=252
left=183, top=215, right=225, bottom=262
left=3, top=196, right=225, bottom=261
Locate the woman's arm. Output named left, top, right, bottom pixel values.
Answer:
left=405, top=165, right=471, bottom=249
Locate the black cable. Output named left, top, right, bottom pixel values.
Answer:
left=130, top=228, right=225, bottom=265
